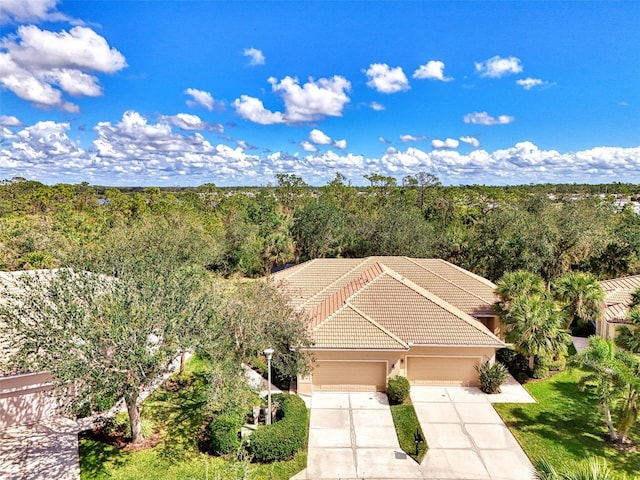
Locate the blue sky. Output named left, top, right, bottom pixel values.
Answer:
left=1, top=0, right=638, bottom=186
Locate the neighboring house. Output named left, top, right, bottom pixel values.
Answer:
left=597, top=274, right=640, bottom=341
left=271, top=256, right=505, bottom=393
left=0, top=270, right=60, bottom=430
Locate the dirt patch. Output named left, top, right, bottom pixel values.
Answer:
left=80, top=425, right=162, bottom=451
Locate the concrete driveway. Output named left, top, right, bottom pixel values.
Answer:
left=304, top=391, right=422, bottom=479
left=411, top=386, right=535, bottom=480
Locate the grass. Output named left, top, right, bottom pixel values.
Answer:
left=389, top=400, right=427, bottom=463
left=494, top=369, right=640, bottom=476
left=79, top=356, right=307, bottom=480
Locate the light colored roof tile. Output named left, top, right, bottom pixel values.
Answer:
left=599, top=274, right=640, bottom=325
left=273, top=257, right=504, bottom=349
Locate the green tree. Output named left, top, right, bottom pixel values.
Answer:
left=0, top=217, right=213, bottom=444
left=494, top=270, right=547, bottom=318
left=502, top=294, right=570, bottom=371
left=570, top=336, right=640, bottom=443
left=616, top=306, right=640, bottom=354
left=554, top=271, right=605, bottom=330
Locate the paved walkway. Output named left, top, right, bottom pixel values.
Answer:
left=572, top=336, right=589, bottom=353
left=0, top=418, right=80, bottom=480
left=303, top=391, right=421, bottom=479
left=412, top=385, right=535, bottom=480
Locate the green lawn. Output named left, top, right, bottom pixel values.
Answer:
left=493, top=369, right=640, bottom=476
left=389, top=402, right=427, bottom=463
left=79, top=357, right=307, bottom=480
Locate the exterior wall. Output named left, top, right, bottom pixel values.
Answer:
left=476, top=316, right=502, bottom=338
left=297, top=346, right=497, bottom=393
left=0, top=372, right=57, bottom=429
left=596, top=319, right=620, bottom=341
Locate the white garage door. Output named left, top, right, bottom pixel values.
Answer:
left=312, top=361, right=387, bottom=391
left=406, top=356, right=480, bottom=386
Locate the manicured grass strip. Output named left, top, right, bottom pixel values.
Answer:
left=493, top=369, right=640, bottom=476
left=79, top=356, right=307, bottom=479
left=389, top=403, right=427, bottom=463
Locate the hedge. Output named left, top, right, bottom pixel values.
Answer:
left=210, top=412, right=243, bottom=455
left=248, top=393, right=308, bottom=462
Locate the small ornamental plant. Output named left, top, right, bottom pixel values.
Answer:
left=475, top=361, right=508, bottom=394
left=387, top=375, right=411, bottom=405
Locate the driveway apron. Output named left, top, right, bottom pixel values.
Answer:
left=411, top=386, right=535, bottom=480
left=306, top=391, right=422, bottom=479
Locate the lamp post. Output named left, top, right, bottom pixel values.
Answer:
left=263, top=347, right=274, bottom=425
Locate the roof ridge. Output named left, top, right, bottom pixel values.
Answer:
left=405, top=257, right=495, bottom=307
left=299, top=256, right=373, bottom=310
left=382, top=265, right=504, bottom=346
left=347, top=301, right=409, bottom=350
left=307, top=262, right=384, bottom=330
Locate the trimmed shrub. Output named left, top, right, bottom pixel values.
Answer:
left=387, top=376, right=411, bottom=405
left=532, top=365, right=550, bottom=379
left=210, top=412, right=243, bottom=455
left=248, top=393, right=307, bottom=462
left=475, top=361, right=508, bottom=394
left=547, top=356, right=566, bottom=372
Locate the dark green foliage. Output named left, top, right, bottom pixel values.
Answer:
left=516, top=371, right=530, bottom=384
left=210, top=412, right=243, bottom=455
left=475, top=361, right=508, bottom=394
left=532, top=365, right=550, bottom=379
left=248, top=393, right=308, bottom=463
left=387, top=375, right=411, bottom=405
left=496, top=347, right=529, bottom=377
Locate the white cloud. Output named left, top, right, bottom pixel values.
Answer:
left=432, top=138, right=460, bottom=149
left=333, top=139, right=347, bottom=150
left=0, top=0, right=72, bottom=24
left=370, top=101, right=385, bottom=111
left=300, top=141, right=318, bottom=152
left=463, top=111, right=515, bottom=126
left=2, top=119, right=640, bottom=187
left=400, top=134, right=426, bottom=143
left=460, top=136, right=480, bottom=148
left=236, top=139, right=256, bottom=150
left=364, top=63, right=410, bottom=93
left=235, top=76, right=351, bottom=125
left=243, top=47, right=265, bottom=66
left=516, top=77, right=554, bottom=90
left=185, top=88, right=217, bottom=111
left=269, top=75, right=351, bottom=123
left=164, top=113, right=223, bottom=133
left=309, top=129, right=332, bottom=145
left=475, top=55, right=522, bottom=78
left=233, top=95, right=285, bottom=125
left=413, top=60, right=452, bottom=81
left=378, top=136, right=391, bottom=144
left=0, top=25, right=126, bottom=111
left=0, top=115, right=22, bottom=127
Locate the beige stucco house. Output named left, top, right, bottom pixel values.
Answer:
left=597, top=274, right=640, bottom=341
left=271, top=257, right=505, bottom=393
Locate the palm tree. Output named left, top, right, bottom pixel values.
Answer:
left=503, top=294, right=570, bottom=371
left=616, top=305, right=640, bottom=354
left=494, top=270, right=547, bottom=318
left=554, top=271, right=604, bottom=331
left=569, top=336, right=640, bottom=443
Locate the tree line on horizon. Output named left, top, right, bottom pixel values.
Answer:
left=2, top=173, right=640, bottom=283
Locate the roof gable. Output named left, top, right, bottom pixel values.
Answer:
left=273, top=257, right=504, bottom=349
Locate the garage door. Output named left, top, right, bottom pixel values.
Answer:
left=312, top=361, right=387, bottom=391
left=406, top=356, right=480, bottom=386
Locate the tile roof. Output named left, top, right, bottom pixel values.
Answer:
left=272, top=257, right=504, bottom=350
left=600, top=274, right=640, bottom=324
